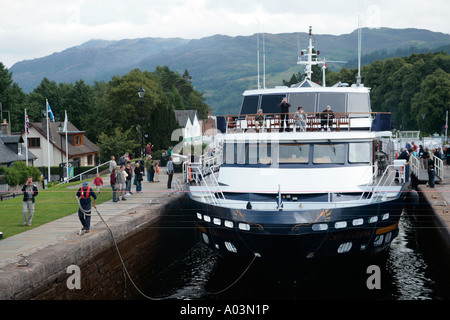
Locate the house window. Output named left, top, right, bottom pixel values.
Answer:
left=73, top=135, right=83, bottom=146
left=28, top=138, right=41, bottom=148
left=87, top=155, right=93, bottom=165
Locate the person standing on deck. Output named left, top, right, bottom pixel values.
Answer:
left=277, top=97, right=291, bottom=132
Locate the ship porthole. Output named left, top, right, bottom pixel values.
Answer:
left=374, top=235, right=384, bottom=247
left=384, top=232, right=392, bottom=244
left=335, top=221, right=347, bottom=229
left=312, top=223, right=328, bottom=231
left=224, top=241, right=237, bottom=253
left=202, top=233, right=210, bottom=245
left=337, top=242, right=352, bottom=253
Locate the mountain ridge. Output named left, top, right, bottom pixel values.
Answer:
left=10, top=27, right=450, bottom=114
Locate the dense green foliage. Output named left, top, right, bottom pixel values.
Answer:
left=0, top=64, right=209, bottom=162
left=1, top=161, right=41, bottom=186
left=284, top=52, right=450, bottom=134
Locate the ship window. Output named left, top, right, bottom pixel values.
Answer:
left=247, top=143, right=258, bottom=164
left=318, top=93, right=346, bottom=113
left=245, top=142, right=272, bottom=164
left=348, top=93, right=370, bottom=117
left=236, top=142, right=246, bottom=164
left=279, top=144, right=310, bottom=164
left=313, top=144, right=345, bottom=164
left=288, top=93, right=316, bottom=113
left=349, top=143, right=371, bottom=163
left=258, top=142, right=272, bottom=164
left=240, top=95, right=259, bottom=115
left=260, top=94, right=287, bottom=115
left=224, top=142, right=235, bottom=164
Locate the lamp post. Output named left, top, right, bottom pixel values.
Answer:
left=57, top=122, right=63, bottom=181
left=138, top=86, right=146, bottom=160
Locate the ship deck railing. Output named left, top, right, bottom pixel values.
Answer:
left=410, top=153, right=444, bottom=182
left=221, top=112, right=392, bottom=133
left=185, top=159, right=407, bottom=208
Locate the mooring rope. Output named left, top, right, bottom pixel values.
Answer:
left=75, top=195, right=253, bottom=299
left=76, top=196, right=164, bottom=300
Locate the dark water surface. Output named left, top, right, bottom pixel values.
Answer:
left=141, top=208, right=449, bottom=301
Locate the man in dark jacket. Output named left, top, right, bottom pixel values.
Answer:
left=21, top=176, right=38, bottom=226
left=320, top=105, right=335, bottom=132
left=277, top=97, right=291, bottom=132
left=76, top=181, right=97, bottom=234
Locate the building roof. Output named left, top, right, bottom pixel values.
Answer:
left=174, top=110, right=198, bottom=127
left=29, top=120, right=99, bottom=157
left=0, top=133, right=37, bottom=165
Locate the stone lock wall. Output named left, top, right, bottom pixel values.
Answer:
left=0, top=195, right=197, bottom=300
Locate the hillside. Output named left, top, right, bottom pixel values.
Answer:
left=10, top=27, right=450, bottom=115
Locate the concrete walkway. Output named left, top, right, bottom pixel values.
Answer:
left=0, top=172, right=185, bottom=268
left=415, top=165, right=450, bottom=251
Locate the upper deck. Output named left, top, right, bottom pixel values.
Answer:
left=214, top=80, right=392, bottom=135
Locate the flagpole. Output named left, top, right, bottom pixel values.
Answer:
left=65, top=110, right=69, bottom=183
left=46, top=99, right=51, bottom=184
left=25, top=109, right=28, bottom=166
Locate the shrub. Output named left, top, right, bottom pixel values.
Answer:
left=3, top=168, right=20, bottom=186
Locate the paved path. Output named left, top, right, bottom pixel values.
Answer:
left=415, top=165, right=450, bottom=250
left=0, top=172, right=184, bottom=267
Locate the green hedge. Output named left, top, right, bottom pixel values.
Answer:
left=0, top=162, right=41, bottom=186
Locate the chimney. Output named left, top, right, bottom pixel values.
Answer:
left=0, top=119, right=10, bottom=135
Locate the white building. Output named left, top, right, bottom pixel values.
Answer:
left=21, top=119, right=100, bottom=168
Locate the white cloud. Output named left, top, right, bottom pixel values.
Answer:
left=0, top=0, right=449, bottom=68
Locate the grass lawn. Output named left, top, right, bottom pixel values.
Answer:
left=0, top=178, right=112, bottom=240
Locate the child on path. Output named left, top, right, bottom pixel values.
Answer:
left=93, top=173, right=104, bottom=194
left=155, top=161, right=160, bottom=182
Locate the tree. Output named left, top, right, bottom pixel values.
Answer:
left=411, top=68, right=450, bottom=134
left=97, top=127, right=139, bottom=163
left=0, top=63, right=26, bottom=132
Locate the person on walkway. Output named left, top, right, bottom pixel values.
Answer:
left=109, top=156, right=117, bottom=173
left=427, top=154, right=435, bottom=188
left=93, top=173, right=103, bottom=194
left=119, top=152, right=129, bottom=167
left=167, top=156, right=174, bottom=189
left=21, top=176, right=38, bottom=226
left=145, top=155, right=153, bottom=182
left=277, top=97, right=291, bottom=132
left=117, top=165, right=126, bottom=201
left=134, top=162, right=143, bottom=193
left=167, top=146, right=173, bottom=156
left=154, top=161, right=160, bottom=182
left=76, top=181, right=97, bottom=234
left=125, top=162, right=133, bottom=196
left=145, top=143, right=154, bottom=157
left=110, top=168, right=118, bottom=202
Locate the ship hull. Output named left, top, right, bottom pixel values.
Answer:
left=189, top=187, right=409, bottom=261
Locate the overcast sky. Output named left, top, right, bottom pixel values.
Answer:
left=1, top=0, right=449, bottom=68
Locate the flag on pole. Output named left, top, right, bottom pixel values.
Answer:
left=64, top=110, right=69, bottom=183
left=63, top=110, right=68, bottom=132
left=46, top=99, right=55, bottom=122
left=25, top=109, right=30, bottom=166
left=25, top=109, right=31, bottom=135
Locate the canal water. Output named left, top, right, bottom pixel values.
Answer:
left=140, top=206, right=450, bottom=301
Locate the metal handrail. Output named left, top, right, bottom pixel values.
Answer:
left=56, top=160, right=112, bottom=186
